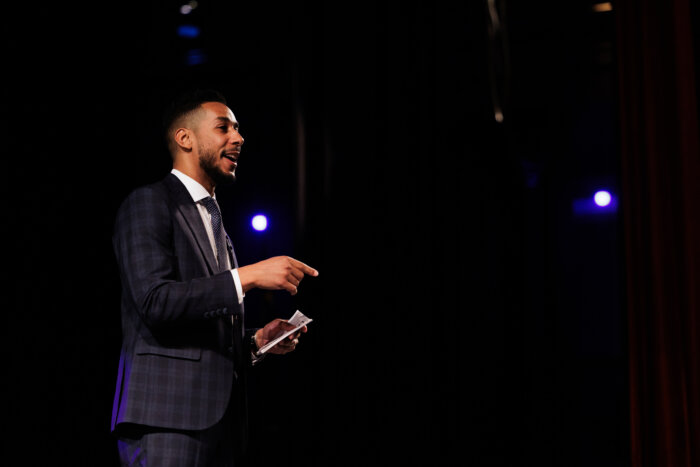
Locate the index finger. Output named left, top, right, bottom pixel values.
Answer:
left=290, top=258, right=319, bottom=277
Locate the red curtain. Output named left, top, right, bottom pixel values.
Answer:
left=616, top=0, right=700, bottom=465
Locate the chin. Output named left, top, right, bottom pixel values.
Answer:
left=202, top=164, right=236, bottom=187
left=216, top=171, right=236, bottom=185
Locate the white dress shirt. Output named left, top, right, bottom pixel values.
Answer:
left=171, top=169, right=244, bottom=304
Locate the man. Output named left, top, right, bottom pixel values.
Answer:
left=111, top=89, right=318, bottom=466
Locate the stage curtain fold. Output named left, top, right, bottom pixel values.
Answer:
left=616, top=0, right=700, bottom=465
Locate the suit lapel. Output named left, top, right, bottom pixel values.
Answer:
left=164, top=174, right=219, bottom=275
left=225, top=234, right=238, bottom=269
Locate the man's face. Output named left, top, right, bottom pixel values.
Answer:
left=194, top=101, right=244, bottom=186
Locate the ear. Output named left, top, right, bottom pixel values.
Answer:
left=174, top=127, right=193, bottom=151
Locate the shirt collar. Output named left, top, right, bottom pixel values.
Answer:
left=171, top=169, right=214, bottom=203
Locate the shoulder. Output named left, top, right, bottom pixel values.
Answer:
left=115, top=177, right=175, bottom=229
left=120, top=179, right=168, bottom=210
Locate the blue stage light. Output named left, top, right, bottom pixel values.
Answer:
left=184, top=48, right=207, bottom=66
left=251, top=214, right=268, bottom=232
left=177, top=25, right=200, bottom=38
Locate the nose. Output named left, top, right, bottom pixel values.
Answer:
left=230, top=128, right=244, bottom=145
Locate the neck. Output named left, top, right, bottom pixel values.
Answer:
left=173, top=160, right=215, bottom=196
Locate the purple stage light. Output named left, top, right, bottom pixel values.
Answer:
left=572, top=189, right=618, bottom=216
left=251, top=214, right=268, bottom=232
left=594, top=190, right=612, bottom=207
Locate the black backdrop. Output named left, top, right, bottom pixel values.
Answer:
left=5, top=1, right=629, bottom=466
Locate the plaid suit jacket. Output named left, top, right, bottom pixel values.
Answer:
left=111, top=173, right=249, bottom=432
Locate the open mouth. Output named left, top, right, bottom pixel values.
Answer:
left=223, top=152, right=239, bottom=167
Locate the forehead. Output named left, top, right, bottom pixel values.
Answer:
left=199, top=101, right=237, bottom=124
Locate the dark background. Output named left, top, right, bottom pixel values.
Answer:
left=5, top=0, right=686, bottom=465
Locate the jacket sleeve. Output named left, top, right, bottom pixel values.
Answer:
left=113, top=184, right=240, bottom=329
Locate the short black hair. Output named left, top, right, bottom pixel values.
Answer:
left=162, top=88, right=228, bottom=150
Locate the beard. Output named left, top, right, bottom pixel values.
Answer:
left=199, top=145, right=236, bottom=186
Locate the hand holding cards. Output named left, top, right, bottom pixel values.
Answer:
left=256, top=310, right=313, bottom=355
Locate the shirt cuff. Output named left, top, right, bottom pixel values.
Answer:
left=250, top=330, right=266, bottom=366
left=230, top=269, right=245, bottom=305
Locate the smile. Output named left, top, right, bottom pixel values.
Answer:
left=223, top=152, right=239, bottom=164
